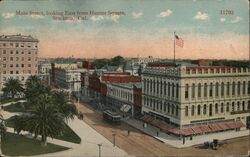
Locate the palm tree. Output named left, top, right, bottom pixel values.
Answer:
left=52, top=91, right=77, bottom=121
left=2, top=78, right=24, bottom=99
left=25, top=75, right=50, bottom=102
left=14, top=93, right=66, bottom=146
left=0, top=113, right=6, bottom=156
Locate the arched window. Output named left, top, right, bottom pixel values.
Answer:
left=156, top=80, right=159, bottom=94
left=192, top=83, right=195, bottom=98
left=203, top=104, right=207, bottom=115
left=204, top=83, right=207, bottom=98
left=232, top=102, right=235, bottom=112
left=215, top=103, right=218, bottom=113
left=209, top=83, right=213, bottom=97
left=226, top=82, right=230, bottom=96
left=191, top=105, right=195, bottom=116
left=232, top=82, right=235, bottom=95
left=150, top=80, right=152, bottom=92
left=171, top=104, right=175, bottom=115
left=153, top=80, right=156, bottom=93
left=197, top=105, right=201, bottom=115
left=168, top=82, right=171, bottom=97
left=221, top=82, right=224, bottom=97
left=185, top=106, right=188, bottom=116
left=242, top=81, right=246, bottom=95
left=176, top=83, right=179, bottom=98
left=185, top=83, right=189, bottom=99
left=168, top=103, right=170, bottom=113
left=237, top=101, right=240, bottom=111
left=221, top=103, right=224, bottom=113
left=198, top=83, right=201, bottom=98
left=209, top=104, right=212, bottom=116
left=164, top=82, right=167, bottom=96
left=242, top=101, right=245, bottom=111
left=226, top=102, right=230, bottom=112
left=237, top=81, right=241, bottom=95
left=248, top=101, right=250, bottom=110
left=172, top=83, right=175, bottom=98
left=215, top=82, right=219, bottom=97
left=248, top=81, right=250, bottom=94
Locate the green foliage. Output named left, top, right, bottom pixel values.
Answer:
left=2, top=78, right=24, bottom=99
left=110, top=55, right=125, bottom=66
left=3, top=102, right=27, bottom=112
left=0, top=121, right=7, bottom=140
left=2, top=132, right=68, bottom=156
left=94, top=58, right=109, bottom=69
left=210, top=60, right=249, bottom=67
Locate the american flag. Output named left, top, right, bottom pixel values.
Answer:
left=175, top=34, right=184, bottom=48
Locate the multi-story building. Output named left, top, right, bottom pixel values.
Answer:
left=141, top=61, right=250, bottom=136
left=38, top=61, right=51, bottom=85
left=0, top=34, right=39, bottom=91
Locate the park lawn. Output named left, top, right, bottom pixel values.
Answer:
left=55, top=123, right=81, bottom=144
left=5, top=117, right=81, bottom=144
left=2, top=132, right=68, bottom=156
left=3, top=102, right=27, bottom=112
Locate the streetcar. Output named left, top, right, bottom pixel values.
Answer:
left=103, top=110, right=121, bottom=124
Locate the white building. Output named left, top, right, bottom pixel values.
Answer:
left=0, top=34, right=39, bottom=91
left=141, top=61, right=250, bottom=136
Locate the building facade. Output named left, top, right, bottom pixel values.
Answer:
left=142, top=62, right=250, bottom=136
left=0, top=34, right=39, bottom=91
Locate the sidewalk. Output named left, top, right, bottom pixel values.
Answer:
left=125, top=118, right=250, bottom=148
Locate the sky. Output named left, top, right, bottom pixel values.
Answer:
left=0, top=0, right=249, bottom=60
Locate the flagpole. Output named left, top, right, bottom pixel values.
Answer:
left=173, top=32, right=176, bottom=63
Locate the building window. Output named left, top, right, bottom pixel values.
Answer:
left=242, top=101, right=245, bottom=111
left=3, top=64, right=6, bottom=68
left=16, top=57, right=19, bottom=61
left=164, top=82, right=166, bottom=96
left=215, top=82, right=219, bottom=97
left=150, top=80, right=152, bottom=92
left=243, top=81, right=246, bottom=95
left=209, top=104, right=212, bottom=116
left=191, top=83, right=195, bottom=98
left=226, top=103, right=229, bottom=112
left=197, top=105, right=201, bottom=115
left=10, top=71, right=13, bottom=74
left=221, top=103, right=224, bottom=113
left=10, top=50, right=13, bottom=54
left=191, top=105, right=195, bottom=116
left=15, top=43, right=19, bottom=47
left=16, top=50, right=19, bottom=54
left=160, top=81, right=162, bottom=95
left=248, top=101, right=250, bottom=110
left=185, top=106, right=188, bottom=116
left=168, top=82, right=170, bottom=97
left=3, top=50, right=6, bottom=54
left=171, top=104, right=174, bottom=115
left=16, top=71, right=19, bottom=74
left=10, top=64, right=13, bottom=67
left=221, top=82, right=224, bottom=97
left=156, top=80, right=159, bottom=94
left=176, top=83, right=179, bottom=98
left=209, top=83, right=213, bottom=97
left=28, top=51, right=31, bottom=54
left=3, top=57, right=6, bottom=61
left=232, top=82, right=235, bottom=96
left=215, top=103, right=218, bottom=113
left=176, top=106, right=178, bottom=116
left=237, top=102, right=240, bottom=111
left=227, top=82, right=230, bottom=96
left=185, top=83, right=189, bottom=99
left=164, top=103, right=167, bottom=112
left=232, top=102, right=235, bottom=112
left=237, top=81, right=241, bottom=95
left=28, top=57, right=31, bottom=61
left=167, top=103, right=170, bottom=113
left=10, top=57, right=13, bottom=61
left=16, top=64, right=19, bottom=67
left=198, top=83, right=201, bottom=98
left=21, top=64, right=24, bottom=67
left=153, top=80, right=156, bottom=93
left=172, top=83, right=175, bottom=98
left=203, top=104, right=207, bottom=115
left=248, top=81, right=250, bottom=94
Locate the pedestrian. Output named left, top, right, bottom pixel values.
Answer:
left=127, top=130, right=130, bottom=136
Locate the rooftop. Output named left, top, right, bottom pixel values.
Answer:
left=0, top=34, right=39, bottom=42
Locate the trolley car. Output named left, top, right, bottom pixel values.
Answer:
left=103, top=110, right=121, bottom=124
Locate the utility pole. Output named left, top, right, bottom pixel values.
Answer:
left=112, top=132, right=116, bottom=147
left=97, top=143, right=102, bottom=157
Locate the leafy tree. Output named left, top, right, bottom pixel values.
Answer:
left=52, top=91, right=77, bottom=121
left=110, top=55, right=125, bottom=66
left=94, top=59, right=109, bottom=69
left=2, top=78, right=24, bottom=99
left=0, top=114, right=6, bottom=156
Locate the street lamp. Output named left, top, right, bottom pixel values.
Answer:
left=112, top=131, right=116, bottom=147
left=97, top=143, right=102, bottom=157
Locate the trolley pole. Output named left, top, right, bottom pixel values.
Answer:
left=97, top=143, right=102, bottom=157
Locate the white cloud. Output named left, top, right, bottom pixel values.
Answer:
left=30, top=14, right=45, bottom=19
left=231, top=16, right=243, bottom=23
left=90, top=15, right=104, bottom=22
left=132, top=12, right=143, bottom=19
left=158, top=9, right=172, bottom=17
left=110, top=14, right=120, bottom=22
left=220, top=18, right=226, bottom=22
left=193, top=11, right=209, bottom=20
left=2, top=12, right=15, bottom=19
